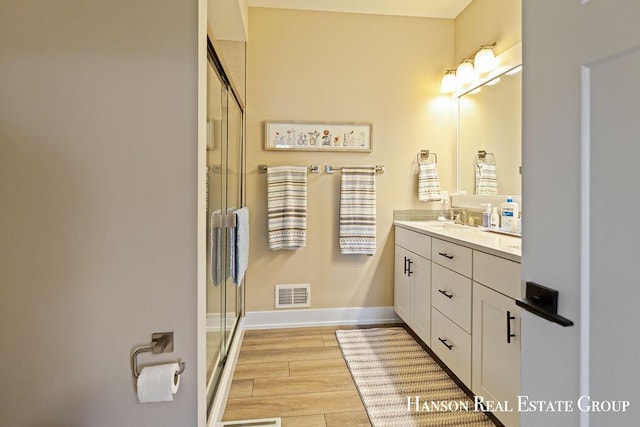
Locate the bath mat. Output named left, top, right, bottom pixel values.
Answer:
left=335, top=327, right=494, bottom=426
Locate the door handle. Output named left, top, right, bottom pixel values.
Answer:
left=438, top=252, right=454, bottom=260
left=438, top=289, right=454, bottom=299
left=407, top=258, right=413, bottom=277
left=438, top=337, right=453, bottom=350
left=403, top=256, right=408, bottom=275
left=507, top=310, right=516, bottom=344
left=210, top=213, right=221, bottom=286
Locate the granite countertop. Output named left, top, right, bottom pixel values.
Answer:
left=394, top=220, right=521, bottom=262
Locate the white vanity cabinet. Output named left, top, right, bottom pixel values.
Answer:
left=394, top=227, right=431, bottom=345
left=394, top=222, right=522, bottom=427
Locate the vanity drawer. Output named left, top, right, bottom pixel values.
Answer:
left=431, top=238, right=472, bottom=277
left=473, top=251, right=522, bottom=299
left=396, top=227, right=431, bottom=259
left=431, top=308, right=471, bottom=388
left=431, top=264, right=472, bottom=333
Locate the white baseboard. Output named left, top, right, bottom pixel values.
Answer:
left=245, top=306, right=401, bottom=330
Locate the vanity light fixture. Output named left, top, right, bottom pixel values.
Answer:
left=456, top=59, right=477, bottom=85
left=474, top=43, right=498, bottom=73
left=440, top=69, right=459, bottom=93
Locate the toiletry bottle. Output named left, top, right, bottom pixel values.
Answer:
left=481, top=203, right=491, bottom=228
left=501, top=197, right=519, bottom=233
left=438, top=191, right=450, bottom=221
left=490, top=207, right=499, bottom=229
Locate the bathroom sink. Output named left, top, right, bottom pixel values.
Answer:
left=416, top=221, right=465, bottom=230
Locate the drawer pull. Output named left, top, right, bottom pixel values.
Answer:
left=438, top=252, right=454, bottom=260
left=407, top=259, right=413, bottom=277
left=438, top=289, right=454, bottom=299
left=438, top=337, right=453, bottom=350
left=507, top=310, right=516, bottom=344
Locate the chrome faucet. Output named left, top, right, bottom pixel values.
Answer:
left=454, top=209, right=468, bottom=225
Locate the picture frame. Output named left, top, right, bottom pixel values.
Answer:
left=264, top=121, right=373, bottom=152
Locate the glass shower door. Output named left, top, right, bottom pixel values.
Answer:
left=224, top=92, right=243, bottom=350
left=205, top=56, right=227, bottom=406
left=205, top=39, right=245, bottom=418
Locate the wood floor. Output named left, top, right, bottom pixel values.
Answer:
left=222, top=325, right=380, bottom=426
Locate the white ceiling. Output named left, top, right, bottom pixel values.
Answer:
left=247, top=0, right=474, bottom=19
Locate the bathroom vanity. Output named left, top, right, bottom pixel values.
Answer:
left=394, top=220, right=521, bottom=427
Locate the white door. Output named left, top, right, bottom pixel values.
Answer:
left=523, top=1, right=640, bottom=426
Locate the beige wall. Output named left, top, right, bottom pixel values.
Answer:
left=454, top=0, right=522, bottom=62
left=0, top=1, right=199, bottom=425
left=246, top=8, right=454, bottom=312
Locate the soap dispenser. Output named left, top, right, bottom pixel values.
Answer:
left=490, top=207, right=499, bottom=229
left=481, top=203, right=491, bottom=228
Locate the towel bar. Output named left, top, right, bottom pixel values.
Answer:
left=132, top=332, right=186, bottom=378
left=325, top=165, right=385, bottom=174
left=258, top=164, right=319, bottom=173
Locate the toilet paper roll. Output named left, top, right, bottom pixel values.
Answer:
left=137, top=362, right=181, bottom=403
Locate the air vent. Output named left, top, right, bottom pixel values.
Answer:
left=275, top=284, right=310, bottom=309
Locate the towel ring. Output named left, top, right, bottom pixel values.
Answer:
left=417, top=150, right=437, bottom=165
left=475, top=150, right=495, bottom=165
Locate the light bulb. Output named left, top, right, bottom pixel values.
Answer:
left=440, top=70, right=459, bottom=93
left=474, top=46, right=498, bottom=73
left=456, top=60, right=477, bottom=85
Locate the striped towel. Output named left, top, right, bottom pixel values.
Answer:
left=267, top=166, right=307, bottom=250
left=339, top=166, right=376, bottom=255
left=476, top=163, right=498, bottom=195
left=418, top=162, right=442, bottom=201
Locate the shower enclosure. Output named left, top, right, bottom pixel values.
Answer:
left=205, top=36, right=244, bottom=417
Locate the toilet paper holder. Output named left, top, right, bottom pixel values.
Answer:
left=132, top=332, right=186, bottom=378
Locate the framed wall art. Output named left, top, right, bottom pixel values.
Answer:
left=264, top=121, right=373, bottom=152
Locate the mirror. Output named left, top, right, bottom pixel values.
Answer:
left=457, top=64, right=522, bottom=196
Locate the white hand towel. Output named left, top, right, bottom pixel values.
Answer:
left=267, top=166, right=307, bottom=250
left=418, top=162, right=442, bottom=201
left=476, top=163, right=498, bottom=195
left=339, top=166, right=376, bottom=255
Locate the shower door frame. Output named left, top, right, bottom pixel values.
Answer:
left=199, top=27, right=246, bottom=425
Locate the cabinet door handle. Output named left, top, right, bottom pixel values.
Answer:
left=438, top=289, right=454, bottom=299
left=438, top=252, right=454, bottom=260
left=403, top=256, right=408, bottom=275
left=407, top=259, right=413, bottom=277
left=507, top=310, right=516, bottom=344
left=438, top=337, right=453, bottom=350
